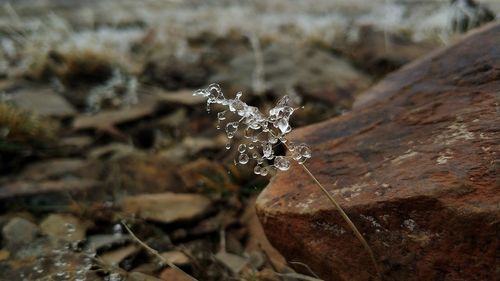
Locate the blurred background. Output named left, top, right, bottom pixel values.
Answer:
left=0, top=0, right=497, bottom=280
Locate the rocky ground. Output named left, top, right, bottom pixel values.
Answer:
left=257, top=22, right=500, bottom=281
left=0, top=1, right=498, bottom=281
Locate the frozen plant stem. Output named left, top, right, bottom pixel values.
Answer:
left=121, top=221, right=198, bottom=281
left=298, top=162, right=382, bottom=281
left=194, top=84, right=382, bottom=280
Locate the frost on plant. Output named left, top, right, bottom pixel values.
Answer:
left=86, top=69, right=138, bottom=113
left=194, top=83, right=311, bottom=176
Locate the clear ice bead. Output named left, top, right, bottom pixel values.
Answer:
left=225, top=122, right=238, bottom=138
left=217, top=110, right=226, bottom=120
left=274, top=156, right=290, bottom=171
left=238, top=153, right=249, bottom=164
left=268, top=135, right=278, bottom=144
left=260, top=167, right=269, bottom=176
left=275, top=118, right=291, bottom=134
left=298, top=144, right=312, bottom=158
left=238, top=144, right=246, bottom=153
left=254, top=165, right=261, bottom=175
left=262, top=143, right=273, bottom=158
left=292, top=149, right=302, bottom=161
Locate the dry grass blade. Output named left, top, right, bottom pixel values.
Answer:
left=0, top=102, right=51, bottom=141
left=299, top=164, right=383, bottom=280
left=121, top=221, right=199, bottom=281
left=275, top=272, right=324, bottom=281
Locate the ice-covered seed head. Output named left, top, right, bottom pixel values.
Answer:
left=194, top=83, right=312, bottom=176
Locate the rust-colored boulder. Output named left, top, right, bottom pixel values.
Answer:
left=256, top=23, right=500, bottom=281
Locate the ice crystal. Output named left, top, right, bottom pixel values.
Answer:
left=194, top=83, right=312, bottom=176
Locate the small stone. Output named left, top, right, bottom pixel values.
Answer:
left=121, top=193, right=211, bottom=224
left=215, top=251, right=249, bottom=274
left=40, top=214, right=87, bottom=242
left=2, top=217, right=39, bottom=245
left=0, top=249, right=10, bottom=261
left=178, top=158, right=239, bottom=194
left=86, top=234, right=130, bottom=251
left=159, top=268, right=193, bottom=281
left=10, top=87, right=76, bottom=117
left=159, top=251, right=190, bottom=265
left=100, top=245, right=139, bottom=266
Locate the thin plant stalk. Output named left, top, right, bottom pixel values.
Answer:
left=299, top=163, right=382, bottom=280
left=193, top=84, right=381, bottom=279
left=121, top=221, right=199, bottom=281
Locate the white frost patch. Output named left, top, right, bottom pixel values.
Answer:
left=403, top=219, right=417, bottom=231
left=315, top=221, right=346, bottom=237
left=360, top=215, right=382, bottom=228
left=436, top=154, right=452, bottom=164
left=436, top=148, right=454, bottom=164
left=391, top=150, right=419, bottom=165
left=294, top=197, right=315, bottom=212
left=333, top=182, right=370, bottom=201
left=481, top=146, right=491, bottom=152
left=479, top=133, right=493, bottom=140
left=435, top=121, right=475, bottom=145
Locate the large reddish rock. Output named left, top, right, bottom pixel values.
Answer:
left=256, top=23, right=500, bottom=281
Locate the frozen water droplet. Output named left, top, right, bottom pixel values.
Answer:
left=300, top=145, right=311, bottom=158
left=254, top=165, right=261, bottom=175
left=248, top=143, right=254, bottom=149
left=225, top=143, right=231, bottom=150
left=225, top=122, right=238, bottom=138
left=274, top=156, right=290, bottom=171
left=260, top=167, right=269, bottom=176
left=268, top=135, right=278, bottom=144
left=193, top=89, right=208, bottom=97
left=238, top=144, right=246, bottom=153
left=292, top=149, right=301, bottom=161
left=275, top=118, right=288, bottom=134
left=229, top=99, right=245, bottom=113
left=217, top=111, right=226, bottom=120
left=262, top=143, right=273, bottom=158
left=238, top=153, right=249, bottom=164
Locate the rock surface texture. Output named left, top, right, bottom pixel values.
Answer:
left=256, top=22, right=500, bottom=281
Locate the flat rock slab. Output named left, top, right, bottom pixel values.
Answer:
left=121, top=192, right=212, bottom=224
left=10, top=87, right=76, bottom=117
left=256, top=23, right=500, bottom=281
